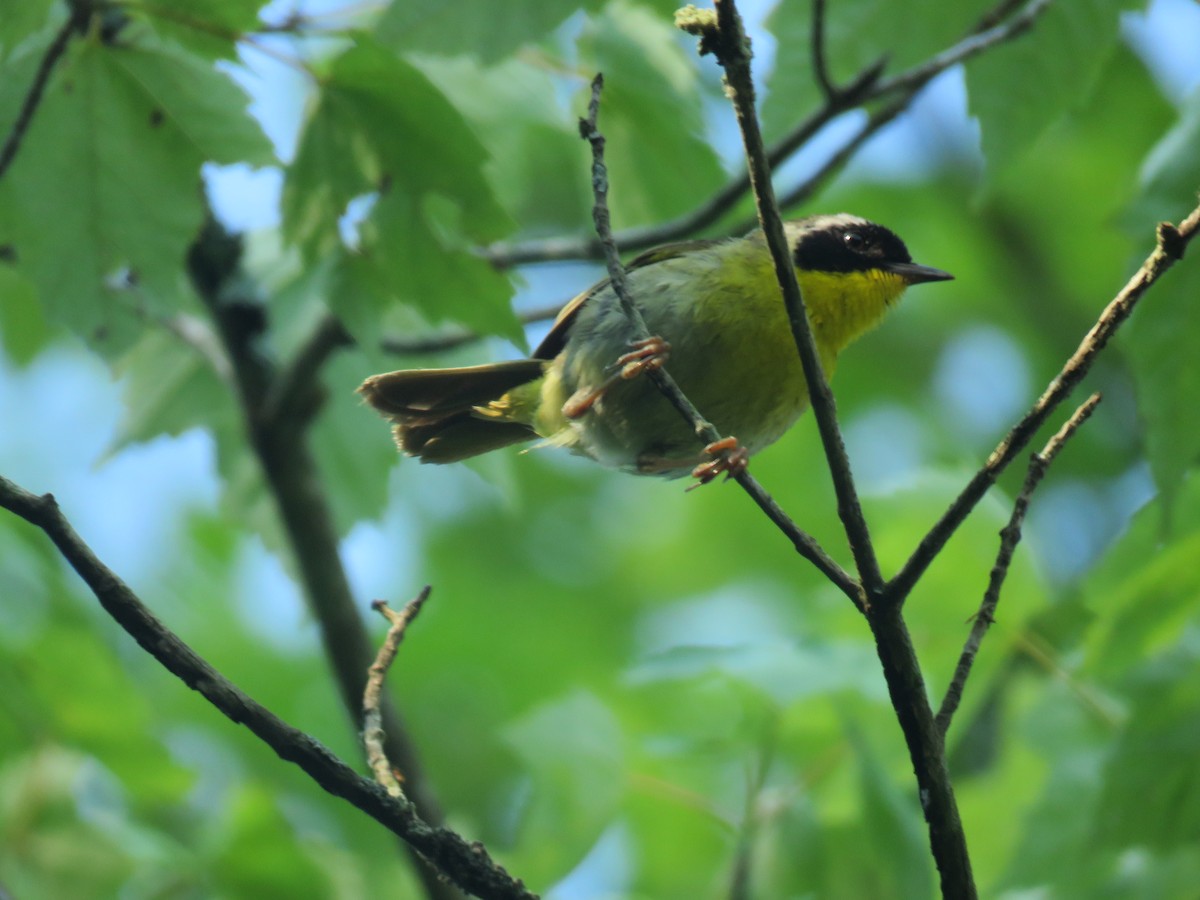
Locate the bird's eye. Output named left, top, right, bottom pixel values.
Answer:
left=843, top=231, right=866, bottom=251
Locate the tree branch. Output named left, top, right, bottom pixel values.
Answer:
left=691, top=1, right=981, bottom=892
left=869, top=0, right=1052, bottom=98
left=484, top=0, right=1050, bottom=270
left=263, top=313, right=352, bottom=428
left=186, top=221, right=461, bottom=900
left=936, top=393, right=1101, bottom=735
left=0, top=2, right=88, bottom=183
left=888, top=206, right=1200, bottom=603
left=578, top=74, right=859, bottom=602
left=705, top=0, right=882, bottom=598
left=0, top=476, right=535, bottom=900
left=810, top=0, right=840, bottom=101
left=868, top=602, right=975, bottom=895
left=364, top=590, right=433, bottom=798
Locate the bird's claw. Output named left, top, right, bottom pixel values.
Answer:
left=688, top=437, right=749, bottom=490
left=615, top=336, right=670, bottom=379
left=564, top=336, right=672, bottom=420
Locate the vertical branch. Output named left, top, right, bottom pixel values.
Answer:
left=696, top=0, right=884, bottom=597
left=684, top=2, right=976, bottom=894
left=187, top=222, right=460, bottom=900
left=868, top=604, right=975, bottom=894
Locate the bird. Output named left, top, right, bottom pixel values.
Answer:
left=358, top=214, right=952, bottom=481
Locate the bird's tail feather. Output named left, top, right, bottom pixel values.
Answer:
left=358, top=360, right=545, bottom=463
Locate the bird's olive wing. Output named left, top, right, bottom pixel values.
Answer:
left=531, top=238, right=724, bottom=360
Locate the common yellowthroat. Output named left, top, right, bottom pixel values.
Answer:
left=359, top=214, right=951, bottom=477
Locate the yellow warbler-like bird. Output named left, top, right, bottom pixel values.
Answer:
left=359, top=214, right=952, bottom=478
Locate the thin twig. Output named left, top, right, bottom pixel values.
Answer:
left=888, top=207, right=1200, bottom=604
left=484, top=0, right=1050, bottom=271
left=773, top=94, right=910, bottom=214
left=708, top=0, right=882, bottom=600
left=0, top=4, right=87, bottom=182
left=936, top=393, right=1102, bottom=735
left=364, top=589, right=433, bottom=798
left=972, top=0, right=1032, bottom=33
left=0, top=476, right=535, bottom=900
left=869, top=0, right=1053, bottom=97
left=810, top=0, right=838, bottom=100
left=578, top=74, right=859, bottom=602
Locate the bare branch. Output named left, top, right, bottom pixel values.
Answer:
left=698, top=2, right=982, bottom=893
left=364, top=590, right=433, bottom=798
left=810, top=0, right=838, bottom=100
left=870, top=0, right=1053, bottom=97
left=0, top=4, right=88, bottom=182
left=888, top=206, right=1200, bottom=603
left=187, top=221, right=460, bottom=900
left=936, top=393, right=1102, bottom=735
left=708, top=0, right=882, bottom=598
left=484, top=0, right=1051, bottom=270
left=578, top=73, right=859, bottom=602
left=0, top=476, right=535, bottom=900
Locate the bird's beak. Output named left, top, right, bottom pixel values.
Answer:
left=885, top=261, right=954, bottom=284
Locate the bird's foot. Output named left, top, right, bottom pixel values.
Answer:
left=563, top=336, right=671, bottom=420
left=688, top=437, right=749, bottom=490
left=615, top=336, right=670, bottom=380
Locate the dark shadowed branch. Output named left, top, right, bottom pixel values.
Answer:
left=687, top=0, right=977, bottom=893
left=0, top=2, right=89, bottom=182
left=186, top=221, right=461, bottom=900
left=0, top=476, right=535, bottom=900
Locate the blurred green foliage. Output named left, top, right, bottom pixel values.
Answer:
left=3, top=0, right=1200, bottom=897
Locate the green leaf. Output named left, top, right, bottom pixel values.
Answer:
left=413, top=55, right=591, bottom=234
left=967, top=0, right=1137, bottom=176
left=138, top=0, right=269, bottom=61
left=577, top=0, right=724, bottom=226
left=107, top=325, right=235, bottom=452
left=309, top=352, right=398, bottom=531
left=376, top=0, right=601, bottom=64
left=283, top=38, right=519, bottom=345
left=998, top=745, right=1112, bottom=891
left=1124, top=258, right=1200, bottom=520
left=0, top=263, right=53, bottom=365
left=1082, top=477, right=1200, bottom=673
left=0, top=29, right=272, bottom=350
left=1095, top=652, right=1200, bottom=852
left=108, top=27, right=275, bottom=165
left=1126, top=85, right=1200, bottom=228
left=0, top=0, right=56, bottom=61
left=502, top=689, right=626, bottom=884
